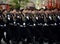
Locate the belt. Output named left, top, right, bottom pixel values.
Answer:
left=29, top=25, right=33, bottom=26
left=20, top=25, right=24, bottom=27
left=9, top=23, right=14, bottom=25
left=4, top=24, right=6, bottom=27
left=37, top=23, right=43, bottom=26
left=0, top=25, right=4, bottom=27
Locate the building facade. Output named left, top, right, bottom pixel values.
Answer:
left=0, top=0, right=60, bottom=9
left=29, top=0, right=60, bottom=9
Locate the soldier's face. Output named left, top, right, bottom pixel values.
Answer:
left=45, top=10, right=50, bottom=14
left=35, top=10, right=38, bottom=14
left=27, top=10, right=32, bottom=14
left=19, top=11, right=21, bottom=14
left=49, top=10, right=52, bottom=13
left=3, top=11, right=7, bottom=15
left=54, top=9, right=58, bottom=13
left=32, top=10, right=36, bottom=14
left=10, top=11, right=13, bottom=13
left=12, top=9, right=17, bottom=14
left=39, top=10, right=44, bottom=13
left=22, top=9, right=27, bottom=14
left=59, top=10, right=60, bottom=12
left=51, top=10, right=54, bottom=13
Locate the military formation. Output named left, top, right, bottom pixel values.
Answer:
left=0, top=8, right=60, bottom=44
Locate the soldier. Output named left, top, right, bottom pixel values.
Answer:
left=53, top=8, right=60, bottom=44
left=20, top=9, right=33, bottom=44
left=2, top=9, right=10, bottom=44
left=58, top=9, right=60, bottom=43
left=2, top=9, right=14, bottom=44
left=31, top=9, right=38, bottom=42
left=44, top=9, right=54, bottom=44
left=0, top=10, right=4, bottom=44
left=27, top=9, right=37, bottom=44
left=38, top=8, right=45, bottom=44
left=10, top=9, right=21, bottom=44
left=16, top=11, right=23, bottom=44
left=25, top=9, right=34, bottom=44
left=46, top=8, right=60, bottom=44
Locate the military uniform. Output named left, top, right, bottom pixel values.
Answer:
left=0, top=9, right=59, bottom=44
left=0, top=14, right=4, bottom=44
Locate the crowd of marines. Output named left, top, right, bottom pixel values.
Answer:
left=0, top=8, right=60, bottom=44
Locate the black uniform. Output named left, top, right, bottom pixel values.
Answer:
left=3, top=13, right=13, bottom=44
left=0, top=14, right=4, bottom=44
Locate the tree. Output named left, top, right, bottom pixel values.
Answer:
left=10, top=0, right=29, bottom=9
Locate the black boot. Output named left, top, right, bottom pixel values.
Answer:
left=48, top=40, right=53, bottom=44
left=0, top=40, right=1, bottom=44
left=39, top=39, right=43, bottom=44
left=22, top=41, right=29, bottom=44
left=6, top=41, right=10, bottom=44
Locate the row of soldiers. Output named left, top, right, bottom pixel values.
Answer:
left=0, top=8, right=60, bottom=44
